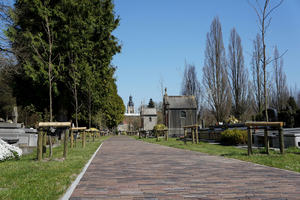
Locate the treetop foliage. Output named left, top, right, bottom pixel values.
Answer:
left=147, top=98, right=155, bottom=108
left=5, top=0, right=125, bottom=128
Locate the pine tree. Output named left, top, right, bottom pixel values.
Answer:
left=147, top=98, right=155, bottom=108
left=8, top=0, right=123, bottom=129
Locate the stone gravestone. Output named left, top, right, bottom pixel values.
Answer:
left=12, top=106, right=18, bottom=123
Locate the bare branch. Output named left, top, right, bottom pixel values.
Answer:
left=265, top=0, right=284, bottom=19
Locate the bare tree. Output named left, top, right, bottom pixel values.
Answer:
left=202, top=16, right=231, bottom=123
left=0, top=69, right=16, bottom=121
left=250, top=34, right=263, bottom=114
left=227, top=28, right=250, bottom=121
left=66, top=52, right=83, bottom=127
left=271, top=46, right=288, bottom=111
left=0, top=1, right=12, bottom=52
left=157, top=72, right=164, bottom=100
left=180, top=62, right=205, bottom=122
left=0, top=2, right=19, bottom=82
left=297, top=90, right=300, bottom=108
left=180, top=62, right=200, bottom=108
left=248, top=0, right=285, bottom=121
left=24, top=2, right=61, bottom=158
left=289, top=83, right=299, bottom=109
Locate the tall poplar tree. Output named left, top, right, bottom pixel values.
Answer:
left=271, top=46, right=288, bottom=111
left=251, top=34, right=263, bottom=115
left=227, top=28, right=250, bottom=121
left=202, top=16, right=231, bottom=123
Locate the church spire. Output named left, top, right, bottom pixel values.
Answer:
left=127, top=95, right=135, bottom=114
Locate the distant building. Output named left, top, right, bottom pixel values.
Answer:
left=118, top=95, right=140, bottom=132
left=140, top=107, right=157, bottom=132
left=118, top=114, right=140, bottom=132
left=127, top=95, right=135, bottom=114
left=163, top=88, right=197, bottom=137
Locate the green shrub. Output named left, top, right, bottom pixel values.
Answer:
left=121, top=131, right=127, bottom=135
left=220, top=128, right=248, bottom=145
left=278, top=111, right=292, bottom=128
left=153, top=124, right=166, bottom=135
left=252, top=113, right=263, bottom=121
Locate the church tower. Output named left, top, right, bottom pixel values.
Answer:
left=127, top=95, right=135, bottom=114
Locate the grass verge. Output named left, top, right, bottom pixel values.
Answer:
left=133, top=136, right=300, bottom=173
left=0, top=136, right=110, bottom=200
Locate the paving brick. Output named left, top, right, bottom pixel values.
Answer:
left=69, top=136, right=300, bottom=199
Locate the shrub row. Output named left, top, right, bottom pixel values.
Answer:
left=252, top=109, right=300, bottom=128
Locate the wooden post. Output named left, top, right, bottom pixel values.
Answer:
left=75, top=131, right=77, bottom=147
left=247, top=126, right=252, bottom=156
left=63, top=128, right=69, bottom=159
left=279, top=126, right=284, bottom=155
left=192, top=128, right=195, bottom=144
left=139, top=131, right=141, bottom=139
left=184, top=128, right=187, bottom=145
left=264, top=128, right=269, bottom=154
left=37, top=129, right=43, bottom=161
left=42, top=131, right=47, bottom=158
left=70, top=129, right=74, bottom=148
left=165, top=130, right=168, bottom=141
left=93, top=131, right=95, bottom=142
left=195, top=128, right=198, bottom=144
left=156, top=131, right=159, bottom=142
left=82, top=131, right=86, bottom=148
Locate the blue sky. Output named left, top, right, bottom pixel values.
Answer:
left=112, top=0, right=300, bottom=112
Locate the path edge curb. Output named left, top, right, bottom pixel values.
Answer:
left=60, top=142, right=104, bottom=200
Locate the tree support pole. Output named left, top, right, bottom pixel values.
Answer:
left=247, top=126, right=252, bottom=156
left=63, top=128, right=69, bottom=159
left=165, top=130, right=168, bottom=141
left=70, top=129, right=74, bottom=148
left=195, top=128, right=198, bottom=144
left=184, top=129, right=187, bottom=145
left=279, top=126, right=284, bottom=155
left=42, top=131, right=47, bottom=158
left=264, top=128, right=269, bottom=154
left=192, top=129, right=195, bottom=144
left=37, top=129, right=43, bottom=161
left=82, top=131, right=86, bottom=148
left=75, top=132, right=77, bottom=147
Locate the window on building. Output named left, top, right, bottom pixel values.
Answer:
left=180, top=111, right=186, bottom=118
left=149, top=117, right=152, bottom=122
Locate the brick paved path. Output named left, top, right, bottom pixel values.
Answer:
left=69, top=136, right=300, bottom=199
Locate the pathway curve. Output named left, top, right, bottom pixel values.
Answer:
left=69, top=136, right=300, bottom=199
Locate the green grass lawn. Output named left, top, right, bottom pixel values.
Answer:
left=133, top=136, right=300, bottom=173
left=0, top=136, right=110, bottom=200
